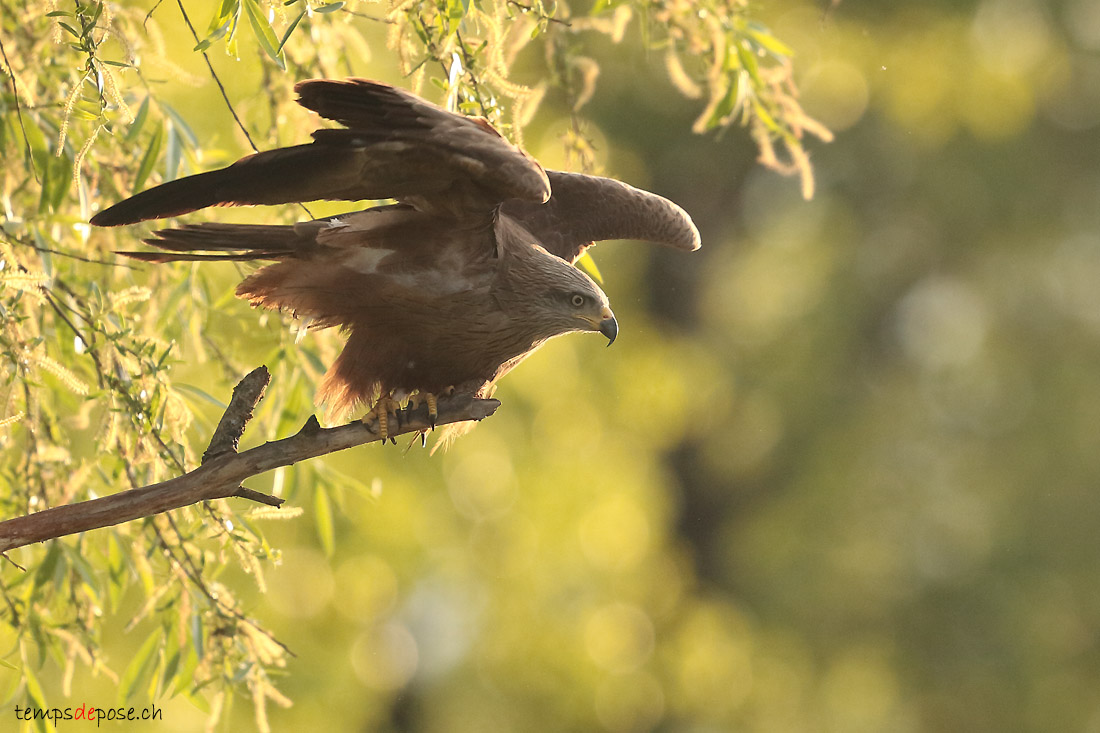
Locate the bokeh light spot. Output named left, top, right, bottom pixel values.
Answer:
left=896, top=276, right=988, bottom=370
left=579, top=494, right=652, bottom=571
left=971, top=0, right=1051, bottom=74
left=670, top=604, right=755, bottom=717
left=585, top=603, right=656, bottom=672
left=820, top=646, right=902, bottom=732
left=594, top=672, right=665, bottom=732
left=803, top=61, right=869, bottom=131
left=446, top=446, right=519, bottom=521
left=266, top=546, right=334, bottom=619
left=350, top=622, right=419, bottom=691
left=332, top=554, right=399, bottom=621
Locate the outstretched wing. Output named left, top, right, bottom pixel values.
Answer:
left=91, top=79, right=550, bottom=227
left=295, top=79, right=550, bottom=215
left=499, top=170, right=701, bottom=263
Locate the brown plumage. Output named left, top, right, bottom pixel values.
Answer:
left=92, top=79, right=700, bottom=437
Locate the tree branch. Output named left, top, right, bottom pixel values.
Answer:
left=0, top=369, right=500, bottom=553
left=202, top=365, right=271, bottom=464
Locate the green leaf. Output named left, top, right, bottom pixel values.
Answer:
left=170, top=641, right=200, bottom=697
left=45, top=156, right=71, bottom=213
left=155, top=342, right=175, bottom=369
left=736, top=40, right=760, bottom=81
left=70, top=106, right=98, bottom=121
left=88, top=1, right=104, bottom=27
left=752, top=97, right=780, bottom=132
left=244, top=0, right=286, bottom=69
left=164, top=121, right=181, bottom=181
left=175, top=383, right=228, bottom=410
left=706, top=76, right=741, bottom=129
left=226, top=21, right=240, bottom=58
left=161, top=103, right=200, bottom=151
left=746, top=22, right=794, bottom=58
left=123, top=96, right=150, bottom=143
left=133, top=122, right=164, bottom=193
left=159, top=625, right=181, bottom=697
left=118, top=627, right=163, bottom=704
left=314, top=484, right=335, bottom=557
left=313, top=2, right=344, bottom=13
left=61, top=543, right=101, bottom=605
left=191, top=610, right=204, bottom=661
left=37, top=154, right=53, bottom=216
left=22, top=663, right=51, bottom=733
left=278, top=7, right=306, bottom=52
left=299, top=344, right=327, bottom=375
left=106, top=532, right=127, bottom=611
left=32, top=541, right=64, bottom=594
left=206, top=0, right=240, bottom=35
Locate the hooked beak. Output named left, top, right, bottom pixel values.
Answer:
left=598, top=306, right=618, bottom=346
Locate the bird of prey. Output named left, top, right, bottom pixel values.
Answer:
left=92, top=78, right=700, bottom=443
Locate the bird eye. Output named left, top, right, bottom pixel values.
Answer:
left=571, top=293, right=586, bottom=308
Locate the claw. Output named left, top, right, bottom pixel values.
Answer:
left=363, top=393, right=400, bottom=443
left=426, top=392, right=438, bottom=430
left=407, top=391, right=440, bottom=431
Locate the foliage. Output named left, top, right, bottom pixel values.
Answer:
left=0, top=0, right=821, bottom=729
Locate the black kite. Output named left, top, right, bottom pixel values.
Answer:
left=92, top=79, right=700, bottom=442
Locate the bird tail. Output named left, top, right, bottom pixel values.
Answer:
left=118, top=222, right=323, bottom=263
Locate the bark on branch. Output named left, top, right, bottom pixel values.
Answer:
left=0, top=367, right=500, bottom=554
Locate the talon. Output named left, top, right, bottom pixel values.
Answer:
left=362, top=392, right=400, bottom=443
left=407, top=391, right=440, bottom=430
left=419, top=431, right=427, bottom=448
left=426, top=392, right=438, bottom=430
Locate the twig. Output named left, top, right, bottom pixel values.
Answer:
left=1, top=224, right=135, bottom=268
left=202, top=365, right=270, bottom=463
left=172, top=0, right=258, bottom=154
left=343, top=8, right=396, bottom=24
left=0, top=370, right=500, bottom=553
left=170, top=0, right=315, bottom=220
left=507, top=1, right=571, bottom=27
left=0, top=33, right=37, bottom=182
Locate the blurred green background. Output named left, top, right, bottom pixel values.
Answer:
left=6, top=0, right=1100, bottom=731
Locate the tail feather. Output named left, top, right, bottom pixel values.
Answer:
left=116, top=250, right=280, bottom=263
left=117, top=222, right=323, bottom=263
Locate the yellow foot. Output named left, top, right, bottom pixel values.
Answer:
left=406, top=391, right=441, bottom=430
left=363, top=393, right=400, bottom=444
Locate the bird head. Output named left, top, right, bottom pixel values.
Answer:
left=511, top=249, right=618, bottom=345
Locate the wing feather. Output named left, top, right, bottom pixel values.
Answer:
left=91, top=78, right=550, bottom=226
left=500, top=170, right=700, bottom=263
